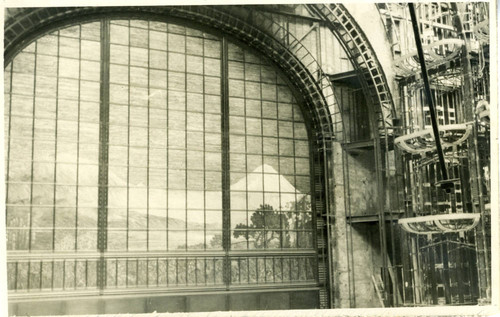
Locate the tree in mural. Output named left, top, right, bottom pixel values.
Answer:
left=232, top=195, right=313, bottom=249
left=284, top=194, right=313, bottom=248
left=233, top=204, right=286, bottom=248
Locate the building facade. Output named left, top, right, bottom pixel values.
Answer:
left=2, top=3, right=494, bottom=315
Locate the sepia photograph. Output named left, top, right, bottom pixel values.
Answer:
left=1, top=1, right=498, bottom=316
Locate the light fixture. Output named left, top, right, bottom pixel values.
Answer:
left=395, top=122, right=472, bottom=154
left=399, top=213, right=481, bottom=235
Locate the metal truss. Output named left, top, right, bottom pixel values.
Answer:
left=308, top=4, right=396, bottom=137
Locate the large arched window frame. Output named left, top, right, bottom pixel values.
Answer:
left=4, top=17, right=321, bottom=305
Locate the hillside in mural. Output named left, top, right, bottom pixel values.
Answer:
left=6, top=150, right=221, bottom=251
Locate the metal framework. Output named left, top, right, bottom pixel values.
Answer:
left=5, top=3, right=442, bottom=311
left=3, top=5, right=359, bottom=310
left=308, top=4, right=396, bottom=136
left=309, top=4, right=400, bottom=306
left=377, top=2, right=491, bottom=306
left=5, top=18, right=321, bottom=303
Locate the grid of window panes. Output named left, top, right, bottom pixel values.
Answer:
left=107, top=20, right=223, bottom=253
left=227, top=42, right=313, bottom=251
left=4, top=23, right=101, bottom=291
left=5, top=19, right=317, bottom=294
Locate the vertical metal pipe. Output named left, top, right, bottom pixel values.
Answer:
left=440, top=237, right=452, bottom=303
left=325, top=144, right=335, bottom=308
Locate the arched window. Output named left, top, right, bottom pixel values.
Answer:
left=5, top=18, right=318, bottom=312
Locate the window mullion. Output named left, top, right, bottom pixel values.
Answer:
left=221, top=36, right=231, bottom=289
left=97, top=18, right=111, bottom=292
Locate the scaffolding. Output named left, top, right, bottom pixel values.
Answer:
left=378, top=2, right=491, bottom=306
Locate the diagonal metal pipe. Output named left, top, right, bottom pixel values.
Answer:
left=408, top=3, right=450, bottom=185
